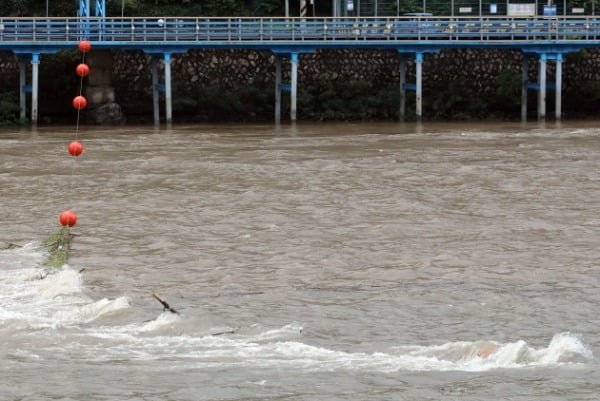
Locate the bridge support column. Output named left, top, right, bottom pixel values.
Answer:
left=397, top=51, right=432, bottom=121
left=555, top=54, right=562, bottom=120
left=415, top=52, right=423, bottom=121
left=151, top=57, right=160, bottom=125
left=538, top=53, right=547, bottom=120
left=163, top=53, right=172, bottom=124
left=275, top=56, right=282, bottom=124
left=31, top=53, right=40, bottom=124
left=399, top=57, right=407, bottom=121
left=272, top=49, right=313, bottom=123
left=290, top=52, right=298, bottom=122
left=19, top=59, right=27, bottom=121
left=521, top=57, right=528, bottom=121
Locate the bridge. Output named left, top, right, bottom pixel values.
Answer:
left=2, top=15, right=600, bottom=123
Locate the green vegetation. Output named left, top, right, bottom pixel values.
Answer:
left=172, top=78, right=274, bottom=122
left=41, top=226, right=73, bottom=269
left=0, top=92, right=20, bottom=125
left=39, top=50, right=82, bottom=115
left=297, top=72, right=399, bottom=120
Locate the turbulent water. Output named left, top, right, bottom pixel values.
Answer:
left=0, top=122, right=598, bottom=400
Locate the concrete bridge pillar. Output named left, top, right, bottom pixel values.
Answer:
left=538, top=53, right=547, bottom=120
left=522, top=52, right=564, bottom=121
left=290, top=52, right=298, bottom=122
left=164, top=53, right=173, bottom=124
left=415, top=52, right=423, bottom=121
left=18, top=58, right=27, bottom=122
left=555, top=53, right=563, bottom=120
left=274, top=56, right=282, bottom=124
left=272, top=50, right=313, bottom=123
left=151, top=57, right=160, bottom=125
left=397, top=51, right=426, bottom=121
left=399, top=57, right=407, bottom=121
left=521, top=57, right=528, bottom=121
left=148, top=52, right=175, bottom=125
left=31, top=53, right=40, bottom=124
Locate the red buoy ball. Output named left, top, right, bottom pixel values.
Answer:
left=78, top=40, right=92, bottom=53
left=59, top=210, right=77, bottom=227
left=75, top=63, right=90, bottom=77
left=68, top=141, right=84, bottom=156
left=72, top=96, right=87, bottom=110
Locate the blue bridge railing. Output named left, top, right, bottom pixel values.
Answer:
left=1, top=16, right=600, bottom=43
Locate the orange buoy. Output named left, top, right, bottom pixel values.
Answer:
left=68, top=141, right=84, bottom=156
left=72, top=96, right=87, bottom=110
left=59, top=210, right=77, bottom=227
left=78, top=40, right=92, bottom=53
left=75, top=63, right=90, bottom=77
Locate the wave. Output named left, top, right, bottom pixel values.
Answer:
left=0, top=245, right=132, bottom=329
left=0, top=245, right=593, bottom=372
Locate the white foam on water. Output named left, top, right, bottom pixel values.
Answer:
left=0, top=244, right=594, bottom=373
left=0, top=245, right=132, bottom=329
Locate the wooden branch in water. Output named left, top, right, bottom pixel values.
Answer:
left=152, top=292, right=179, bottom=314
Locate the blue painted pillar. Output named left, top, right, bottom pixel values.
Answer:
left=415, top=52, right=423, bottom=120
left=31, top=53, right=40, bottom=124
left=555, top=53, right=563, bottom=120
left=399, top=56, right=407, bottom=121
left=94, top=0, right=105, bottom=16
left=151, top=57, right=160, bottom=125
left=163, top=53, right=172, bottom=124
left=79, top=0, right=91, bottom=39
left=275, top=56, right=282, bottom=124
left=538, top=53, right=547, bottom=120
left=79, top=0, right=90, bottom=16
left=290, top=52, right=298, bottom=122
left=18, top=58, right=27, bottom=121
left=521, top=56, right=528, bottom=121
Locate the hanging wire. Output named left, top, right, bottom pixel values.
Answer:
left=68, top=48, right=88, bottom=203
left=75, top=51, right=87, bottom=140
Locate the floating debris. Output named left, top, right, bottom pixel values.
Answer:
left=40, top=226, right=74, bottom=269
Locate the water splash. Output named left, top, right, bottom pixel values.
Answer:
left=0, top=244, right=594, bottom=373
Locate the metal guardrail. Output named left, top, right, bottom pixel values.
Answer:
left=1, top=16, right=600, bottom=42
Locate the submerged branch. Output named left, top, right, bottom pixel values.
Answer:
left=152, top=292, right=179, bottom=314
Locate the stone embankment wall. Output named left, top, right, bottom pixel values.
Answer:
left=2, top=48, right=600, bottom=121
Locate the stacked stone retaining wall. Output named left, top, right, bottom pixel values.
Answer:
left=2, top=48, right=600, bottom=120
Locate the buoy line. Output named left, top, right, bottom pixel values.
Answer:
left=59, top=40, right=92, bottom=229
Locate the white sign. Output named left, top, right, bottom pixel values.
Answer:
left=507, top=3, right=536, bottom=16
left=572, top=7, right=585, bottom=13
left=459, top=7, right=472, bottom=13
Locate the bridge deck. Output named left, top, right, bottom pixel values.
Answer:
left=2, top=16, right=600, bottom=53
